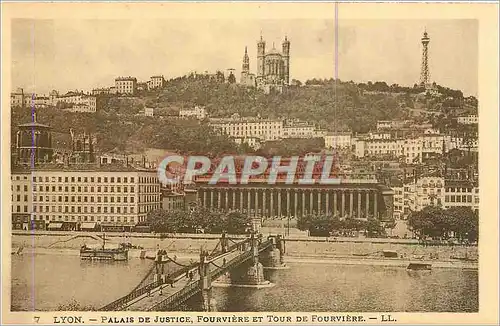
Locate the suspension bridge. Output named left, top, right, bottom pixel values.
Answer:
left=98, top=232, right=286, bottom=311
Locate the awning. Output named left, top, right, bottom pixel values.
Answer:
left=81, top=222, right=97, bottom=230
left=47, top=223, right=63, bottom=230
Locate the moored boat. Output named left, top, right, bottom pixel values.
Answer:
left=407, top=262, right=432, bottom=270
left=80, top=234, right=128, bottom=261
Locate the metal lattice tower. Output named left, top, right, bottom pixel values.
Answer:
left=420, top=30, right=430, bottom=86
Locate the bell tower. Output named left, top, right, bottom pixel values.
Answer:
left=257, top=34, right=266, bottom=78
left=282, top=36, right=290, bottom=85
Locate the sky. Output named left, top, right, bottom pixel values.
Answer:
left=11, top=18, right=477, bottom=96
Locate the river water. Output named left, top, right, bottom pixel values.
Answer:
left=11, top=253, right=478, bottom=312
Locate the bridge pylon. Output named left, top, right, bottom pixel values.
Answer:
left=154, top=247, right=168, bottom=284
left=263, top=235, right=287, bottom=269
left=199, top=249, right=217, bottom=311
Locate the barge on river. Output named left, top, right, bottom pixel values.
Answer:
left=80, top=234, right=128, bottom=261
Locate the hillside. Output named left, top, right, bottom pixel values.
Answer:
left=11, top=77, right=475, bottom=156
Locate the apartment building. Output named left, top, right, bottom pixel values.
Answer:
left=324, top=132, right=352, bottom=149
left=179, top=106, right=208, bottom=120
left=209, top=116, right=283, bottom=141
left=457, top=115, right=478, bottom=125
left=147, top=75, right=166, bottom=90
left=10, top=165, right=161, bottom=231
left=115, top=76, right=137, bottom=95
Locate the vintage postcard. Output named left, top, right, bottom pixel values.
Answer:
left=1, top=1, right=499, bottom=325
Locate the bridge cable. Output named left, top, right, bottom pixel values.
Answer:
left=163, top=255, right=193, bottom=268
left=208, top=240, right=221, bottom=257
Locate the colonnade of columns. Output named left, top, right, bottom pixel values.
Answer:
left=198, top=187, right=381, bottom=219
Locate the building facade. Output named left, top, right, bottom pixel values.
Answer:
left=147, top=75, right=166, bottom=90
left=115, top=77, right=137, bottom=95
left=179, top=106, right=208, bottom=120
left=457, top=115, right=478, bottom=124
left=324, top=132, right=352, bottom=149
left=209, top=116, right=283, bottom=142
left=195, top=180, right=394, bottom=220
left=10, top=165, right=161, bottom=231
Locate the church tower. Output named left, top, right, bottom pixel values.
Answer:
left=282, top=36, right=290, bottom=85
left=240, top=46, right=250, bottom=84
left=257, top=34, right=266, bottom=78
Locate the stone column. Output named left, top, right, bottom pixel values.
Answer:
left=333, top=192, right=338, bottom=216
left=217, top=190, right=221, bottom=209
left=210, top=191, right=214, bottom=209
left=247, top=190, right=251, bottom=213
left=365, top=190, right=370, bottom=218
left=225, top=189, right=229, bottom=210
left=357, top=191, right=362, bottom=218
left=349, top=191, right=354, bottom=218
left=317, top=190, right=322, bottom=214
left=203, top=190, right=208, bottom=208
left=374, top=191, right=378, bottom=219
left=240, top=190, right=244, bottom=211
left=341, top=191, right=345, bottom=217
left=286, top=189, right=290, bottom=217
left=294, top=191, right=298, bottom=217
left=262, top=190, right=266, bottom=217
left=232, top=190, right=236, bottom=210
left=277, top=190, right=282, bottom=218
left=309, top=190, right=314, bottom=214
left=255, top=190, right=259, bottom=216
left=302, top=191, right=306, bottom=216
left=325, top=191, right=330, bottom=215
left=270, top=190, right=274, bottom=217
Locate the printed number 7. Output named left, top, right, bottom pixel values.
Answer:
left=34, top=316, right=40, bottom=323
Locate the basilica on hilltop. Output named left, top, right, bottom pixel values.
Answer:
left=240, top=35, right=290, bottom=93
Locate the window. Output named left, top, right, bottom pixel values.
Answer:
left=130, top=177, right=134, bottom=183
left=124, top=177, right=128, bottom=183
left=78, top=177, right=81, bottom=182
left=98, top=177, right=101, bottom=182
left=90, top=197, right=94, bottom=202
left=130, top=197, right=134, bottom=203
left=91, top=177, right=95, bottom=182
left=24, top=185, right=28, bottom=192
left=58, top=177, right=62, bottom=182
left=84, top=177, right=88, bottom=182
left=104, top=187, right=108, bottom=192
left=104, top=177, right=108, bottom=183
left=111, top=177, right=114, bottom=183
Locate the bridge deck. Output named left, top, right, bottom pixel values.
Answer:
left=123, top=249, right=245, bottom=311
left=100, top=237, right=275, bottom=311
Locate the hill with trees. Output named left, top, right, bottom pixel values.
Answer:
left=10, top=75, right=474, bottom=156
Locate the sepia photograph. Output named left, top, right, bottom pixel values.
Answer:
left=1, top=2, right=499, bottom=325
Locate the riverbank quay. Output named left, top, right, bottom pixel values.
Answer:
left=12, top=230, right=477, bottom=269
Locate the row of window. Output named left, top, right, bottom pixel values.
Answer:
left=33, top=195, right=137, bottom=203
left=33, top=215, right=136, bottom=223
left=30, top=205, right=136, bottom=214
left=31, top=185, right=136, bottom=193
left=31, top=176, right=135, bottom=183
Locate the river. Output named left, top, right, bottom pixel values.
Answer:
left=11, top=253, right=478, bottom=312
